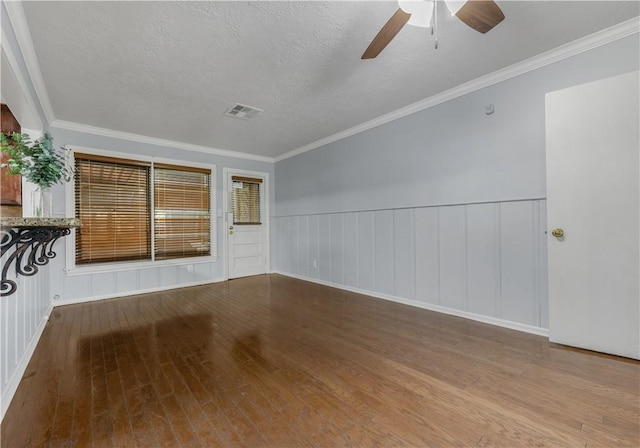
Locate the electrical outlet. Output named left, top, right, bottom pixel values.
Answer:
left=187, top=264, right=193, bottom=272
left=312, top=260, right=317, bottom=269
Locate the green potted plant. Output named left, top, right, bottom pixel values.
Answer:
left=0, top=132, right=73, bottom=217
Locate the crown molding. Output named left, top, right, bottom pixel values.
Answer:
left=51, top=119, right=274, bottom=163
left=3, top=0, right=55, bottom=126
left=0, top=30, right=43, bottom=130
left=274, top=16, right=640, bottom=163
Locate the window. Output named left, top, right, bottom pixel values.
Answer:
left=75, top=154, right=151, bottom=264
left=231, top=176, right=262, bottom=225
left=74, top=152, right=212, bottom=266
left=154, top=164, right=211, bottom=260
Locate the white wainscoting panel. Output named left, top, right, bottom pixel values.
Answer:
left=289, top=216, right=300, bottom=277
left=357, top=211, right=375, bottom=291
left=273, top=199, right=548, bottom=332
left=330, top=214, right=344, bottom=285
left=308, top=215, right=320, bottom=279
left=140, top=267, right=159, bottom=291
left=275, top=215, right=289, bottom=274
left=374, top=210, right=395, bottom=296
left=318, top=215, right=332, bottom=282
left=91, top=272, right=116, bottom=297
left=1, top=252, right=53, bottom=421
left=343, top=213, right=359, bottom=288
left=500, top=201, right=538, bottom=326
left=47, top=252, right=222, bottom=306
left=539, top=201, right=549, bottom=329
left=466, top=203, right=499, bottom=317
left=394, top=208, right=416, bottom=301
left=116, top=270, right=138, bottom=294
left=160, top=266, right=179, bottom=287
left=438, top=205, right=467, bottom=311
left=415, top=207, right=440, bottom=305
left=298, top=215, right=309, bottom=278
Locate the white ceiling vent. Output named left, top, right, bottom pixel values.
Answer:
left=224, top=103, right=263, bottom=120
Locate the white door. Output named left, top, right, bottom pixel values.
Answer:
left=546, top=71, right=639, bottom=359
left=226, top=171, right=268, bottom=279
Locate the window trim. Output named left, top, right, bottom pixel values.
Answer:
left=65, top=146, right=217, bottom=275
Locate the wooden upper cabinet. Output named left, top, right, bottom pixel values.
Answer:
left=1, top=104, right=22, bottom=207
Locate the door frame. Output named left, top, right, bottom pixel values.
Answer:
left=222, top=167, right=270, bottom=280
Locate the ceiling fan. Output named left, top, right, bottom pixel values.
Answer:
left=362, top=0, right=505, bottom=59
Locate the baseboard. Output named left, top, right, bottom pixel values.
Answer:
left=1, top=301, right=54, bottom=422
left=53, top=277, right=227, bottom=307
left=272, top=271, right=549, bottom=338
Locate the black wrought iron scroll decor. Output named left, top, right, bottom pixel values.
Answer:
left=1, top=227, right=70, bottom=297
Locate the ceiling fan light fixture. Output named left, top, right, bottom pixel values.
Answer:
left=398, top=0, right=434, bottom=27
left=363, top=0, right=505, bottom=59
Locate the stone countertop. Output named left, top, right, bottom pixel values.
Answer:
left=0, top=217, right=80, bottom=228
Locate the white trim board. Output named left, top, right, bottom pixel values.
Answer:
left=0, top=36, right=43, bottom=130
left=272, top=270, right=550, bottom=338
left=52, top=120, right=273, bottom=163
left=274, top=17, right=640, bottom=162
left=2, top=0, right=55, bottom=124
left=52, top=277, right=227, bottom=307
left=1, top=302, right=53, bottom=423
left=272, top=196, right=547, bottom=219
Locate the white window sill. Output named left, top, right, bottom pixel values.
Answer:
left=65, top=255, right=218, bottom=276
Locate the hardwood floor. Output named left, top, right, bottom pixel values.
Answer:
left=2, top=274, right=638, bottom=447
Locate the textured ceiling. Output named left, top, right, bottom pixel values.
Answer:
left=20, top=1, right=640, bottom=159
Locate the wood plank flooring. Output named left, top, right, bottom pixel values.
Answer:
left=2, top=274, right=638, bottom=447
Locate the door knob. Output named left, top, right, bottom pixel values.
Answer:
left=551, top=228, right=564, bottom=238
left=229, top=225, right=234, bottom=230
left=229, top=230, right=234, bottom=235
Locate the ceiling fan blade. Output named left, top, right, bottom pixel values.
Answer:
left=455, top=1, right=505, bottom=34
left=362, top=8, right=411, bottom=59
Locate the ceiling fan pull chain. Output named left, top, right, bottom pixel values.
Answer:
left=433, top=0, right=439, bottom=49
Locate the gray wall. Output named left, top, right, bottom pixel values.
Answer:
left=273, top=34, right=640, bottom=332
left=275, top=35, right=639, bottom=216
